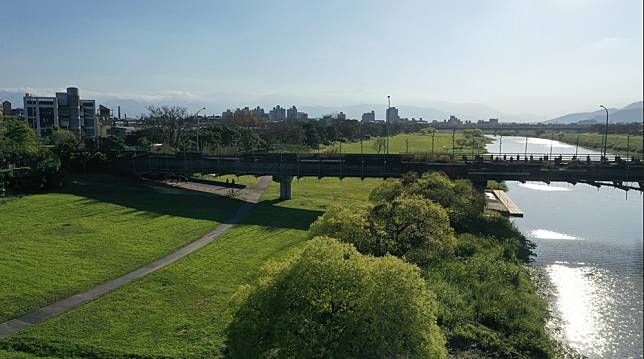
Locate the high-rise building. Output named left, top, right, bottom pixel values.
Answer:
left=23, top=87, right=97, bottom=137
left=286, top=106, right=298, bottom=120
left=222, top=109, right=234, bottom=119
left=337, top=112, right=347, bottom=121
left=251, top=106, right=265, bottom=116
left=269, top=105, right=286, bottom=121
left=296, top=112, right=308, bottom=120
left=386, top=107, right=400, bottom=123
left=361, top=110, right=375, bottom=123
left=2, top=100, right=12, bottom=116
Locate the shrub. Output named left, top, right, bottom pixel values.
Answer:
left=310, top=195, right=456, bottom=267
left=226, top=237, right=447, bottom=359
left=406, top=172, right=486, bottom=230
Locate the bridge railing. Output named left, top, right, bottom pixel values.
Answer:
left=120, top=150, right=642, bottom=167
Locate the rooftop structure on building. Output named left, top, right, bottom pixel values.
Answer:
left=23, top=87, right=97, bottom=137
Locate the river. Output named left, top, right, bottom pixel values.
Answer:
left=485, top=135, right=643, bottom=359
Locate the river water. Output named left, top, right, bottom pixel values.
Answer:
left=485, top=136, right=643, bottom=359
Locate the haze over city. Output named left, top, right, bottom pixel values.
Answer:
left=1, top=0, right=642, bottom=121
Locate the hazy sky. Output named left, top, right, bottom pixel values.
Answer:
left=1, top=0, right=642, bottom=118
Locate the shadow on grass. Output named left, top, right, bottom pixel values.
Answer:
left=57, top=173, right=323, bottom=230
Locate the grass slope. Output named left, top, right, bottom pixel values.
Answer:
left=1, top=178, right=379, bottom=358
left=325, top=132, right=490, bottom=157
left=548, top=132, right=643, bottom=157
left=0, top=174, right=242, bottom=322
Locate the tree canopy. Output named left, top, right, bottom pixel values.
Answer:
left=226, top=237, right=447, bottom=359
left=310, top=194, right=456, bottom=267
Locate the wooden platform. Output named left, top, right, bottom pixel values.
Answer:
left=486, top=190, right=524, bottom=217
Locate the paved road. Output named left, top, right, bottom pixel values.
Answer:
left=0, top=176, right=272, bottom=340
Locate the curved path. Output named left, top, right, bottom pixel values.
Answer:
left=0, top=176, right=272, bottom=340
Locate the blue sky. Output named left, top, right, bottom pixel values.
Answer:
left=1, top=0, right=642, bottom=119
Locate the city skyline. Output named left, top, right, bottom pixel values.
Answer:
left=1, top=0, right=642, bottom=119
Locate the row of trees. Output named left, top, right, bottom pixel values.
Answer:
left=136, top=106, right=430, bottom=153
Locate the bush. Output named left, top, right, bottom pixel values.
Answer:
left=226, top=237, right=447, bottom=359
left=406, top=172, right=486, bottom=230
left=310, top=195, right=456, bottom=267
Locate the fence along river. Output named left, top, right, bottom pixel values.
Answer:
left=485, top=135, right=643, bottom=358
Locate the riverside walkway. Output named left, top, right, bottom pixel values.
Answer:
left=0, top=176, right=271, bottom=340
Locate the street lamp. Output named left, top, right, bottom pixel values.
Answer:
left=600, top=105, right=609, bottom=158
left=386, top=96, right=390, bottom=155
left=194, top=107, right=206, bottom=152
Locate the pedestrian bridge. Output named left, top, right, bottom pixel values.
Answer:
left=113, top=152, right=644, bottom=199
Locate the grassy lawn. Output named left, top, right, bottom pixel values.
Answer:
left=1, top=178, right=380, bottom=358
left=0, top=174, right=243, bottom=323
left=324, top=132, right=490, bottom=157
left=550, top=132, right=643, bottom=157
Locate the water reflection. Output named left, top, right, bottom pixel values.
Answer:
left=531, top=229, right=579, bottom=240
left=485, top=136, right=643, bottom=358
left=518, top=182, right=572, bottom=192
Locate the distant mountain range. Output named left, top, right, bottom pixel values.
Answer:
left=2, top=88, right=641, bottom=124
left=545, top=101, right=643, bottom=124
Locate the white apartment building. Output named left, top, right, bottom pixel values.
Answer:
left=23, top=87, right=97, bottom=137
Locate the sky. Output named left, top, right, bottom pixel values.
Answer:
left=1, top=0, right=642, bottom=120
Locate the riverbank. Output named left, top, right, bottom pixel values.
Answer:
left=1, top=175, right=559, bottom=358
left=492, top=130, right=643, bottom=157
left=485, top=135, right=643, bottom=358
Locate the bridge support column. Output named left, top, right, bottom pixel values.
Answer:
left=472, top=180, right=487, bottom=193
left=278, top=175, right=293, bottom=200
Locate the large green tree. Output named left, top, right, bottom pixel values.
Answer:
left=0, top=115, right=39, bottom=161
left=226, top=237, right=447, bottom=358
left=310, top=195, right=456, bottom=267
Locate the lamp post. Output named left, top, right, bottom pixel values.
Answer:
left=600, top=105, right=609, bottom=158
left=386, top=96, right=390, bottom=155
left=194, top=107, right=206, bottom=152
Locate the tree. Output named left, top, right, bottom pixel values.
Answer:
left=226, top=237, right=447, bottom=359
left=407, top=172, right=486, bottom=229
left=311, top=195, right=456, bottom=267
left=99, top=135, right=127, bottom=153
left=143, top=105, right=194, bottom=149
left=49, top=127, right=79, bottom=165
left=367, top=194, right=456, bottom=265
left=368, top=178, right=405, bottom=202
left=372, top=137, right=386, bottom=154
left=0, top=116, right=39, bottom=161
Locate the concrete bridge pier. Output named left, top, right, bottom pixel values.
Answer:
left=472, top=180, right=487, bottom=193
left=277, top=175, right=294, bottom=200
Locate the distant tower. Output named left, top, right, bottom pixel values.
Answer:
left=118, top=106, right=121, bottom=120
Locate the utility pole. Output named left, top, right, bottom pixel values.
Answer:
left=431, top=131, right=435, bottom=160
left=600, top=105, right=609, bottom=158
left=451, top=129, right=456, bottom=160
left=194, top=107, right=206, bottom=152
left=499, top=135, right=503, bottom=155
left=386, top=96, right=391, bottom=155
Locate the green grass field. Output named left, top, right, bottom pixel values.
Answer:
left=549, top=132, right=643, bottom=157
left=1, top=178, right=381, bottom=358
left=0, top=174, right=243, bottom=323
left=324, top=132, right=491, bottom=157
